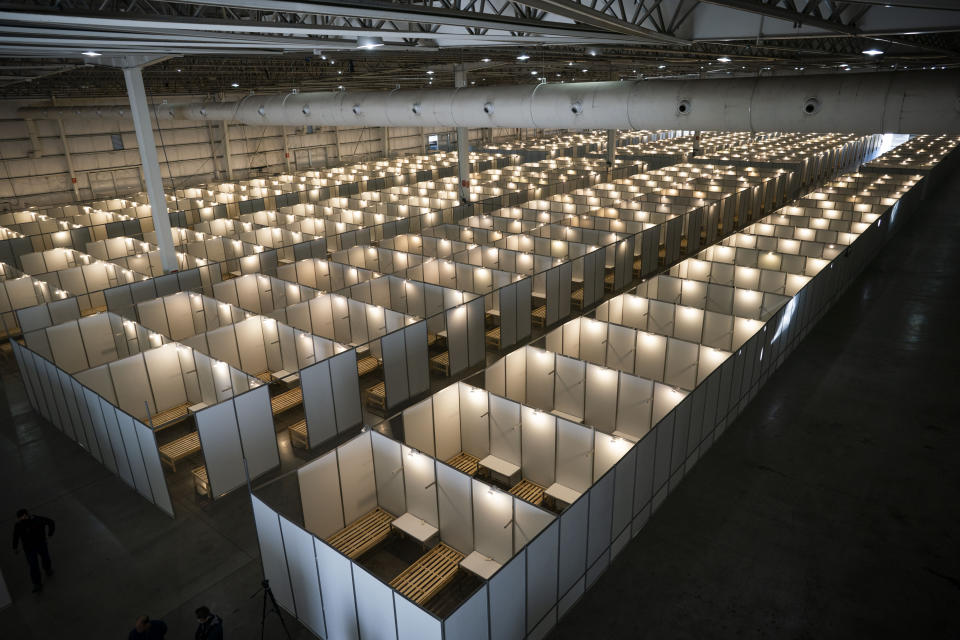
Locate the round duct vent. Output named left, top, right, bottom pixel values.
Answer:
left=412, top=103, right=422, bottom=115
left=199, top=107, right=207, bottom=117
left=677, top=100, right=691, bottom=116
left=257, top=106, right=266, bottom=117
left=352, top=104, right=362, bottom=116
left=570, top=100, right=583, bottom=115
left=803, top=97, right=821, bottom=115
left=483, top=102, right=494, bottom=115
left=302, top=105, right=311, bottom=116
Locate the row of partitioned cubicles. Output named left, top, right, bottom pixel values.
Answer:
left=244, top=144, right=960, bottom=638
left=11, top=311, right=280, bottom=515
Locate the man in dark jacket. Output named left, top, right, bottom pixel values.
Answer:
left=11, top=508, right=55, bottom=593
left=129, top=615, right=168, bottom=640
left=195, top=606, right=224, bottom=640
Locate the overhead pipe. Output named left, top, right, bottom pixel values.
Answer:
left=18, top=71, right=960, bottom=135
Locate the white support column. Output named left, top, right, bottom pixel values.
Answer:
left=121, top=65, right=177, bottom=273
left=606, top=129, right=617, bottom=166
left=333, top=126, right=343, bottom=164
left=25, top=118, right=42, bottom=159
left=205, top=120, right=220, bottom=179
left=454, top=64, right=470, bottom=205
left=221, top=121, right=234, bottom=179
left=692, top=130, right=702, bottom=157
left=382, top=126, right=390, bottom=158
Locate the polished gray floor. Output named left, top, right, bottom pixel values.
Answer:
left=549, top=174, right=960, bottom=638
left=1, top=170, right=959, bottom=639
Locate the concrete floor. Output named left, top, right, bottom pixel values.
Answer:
left=549, top=174, right=960, bottom=639
left=0, top=169, right=958, bottom=639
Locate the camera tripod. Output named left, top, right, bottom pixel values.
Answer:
left=250, top=578, right=292, bottom=640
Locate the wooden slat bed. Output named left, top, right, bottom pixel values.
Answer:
left=531, top=305, right=547, bottom=327
left=357, top=354, right=380, bottom=377
left=364, top=381, right=386, bottom=411
left=326, top=507, right=393, bottom=559
left=445, top=452, right=479, bottom=476
left=288, top=419, right=308, bottom=449
left=149, top=403, right=189, bottom=431
left=571, top=287, right=584, bottom=311
left=389, top=543, right=464, bottom=606
left=509, top=479, right=545, bottom=506
left=253, top=371, right=274, bottom=384
left=484, top=326, right=501, bottom=349
left=429, top=351, right=449, bottom=375
left=158, top=431, right=201, bottom=472
left=271, top=386, right=303, bottom=416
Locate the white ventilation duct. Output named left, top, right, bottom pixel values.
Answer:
left=18, top=72, right=960, bottom=135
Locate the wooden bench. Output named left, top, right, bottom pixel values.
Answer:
left=446, top=452, right=479, bottom=476
left=364, top=381, right=386, bottom=411
left=509, top=479, right=545, bottom=506
left=485, top=326, right=501, bottom=349
left=531, top=305, right=547, bottom=327
left=429, top=351, right=449, bottom=375
left=192, top=465, right=211, bottom=498
left=389, top=543, right=464, bottom=606
left=149, top=403, right=189, bottom=431
left=357, top=354, right=380, bottom=377
left=326, top=508, right=393, bottom=559
left=271, top=386, right=303, bottom=416
left=288, top=419, right=308, bottom=449
left=158, top=431, right=201, bottom=472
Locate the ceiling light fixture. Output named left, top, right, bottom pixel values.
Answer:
left=357, top=36, right=384, bottom=50
left=81, top=51, right=100, bottom=57
left=862, top=49, right=884, bottom=56
left=517, top=54, right=530, bottom=61
left=426, top=70, right=434, bottom=75
left=717, top=57, right=731, bottom=62
left=658, top=64, right=666, bottom=69
left=231, top=82, right=239, bottom=87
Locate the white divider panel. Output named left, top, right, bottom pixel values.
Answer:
left=443, top=585, right=489, bottom=640
left=484, top=359, right=506, bottom=397
left=85, top=388, right=116, bottom=474
left=395, top=591, right=441, bottom=640
left=436, top=463, right=473, bottom=554
left=353, top=565, right=397, bottom=640
left=144, top=345, right=188, bottom=417
left=337, top=432, right=377, bottom=524
left=194, top=402, right=246, bottom=498
left=525, top=348, right=554, bottom=410
left=525, top=519, right=560, bottom=634
left=488, top=394, right=521, bottom=467
left=371, top=432, right=405, bottom=517
left=135, top=421, right=173, bottom=517
left=300, top=360, right=336, bottom=447
left=611, top=445, right=637, bottom=540
left=489, top=549, right=526, bottom=640
left=382, top=329, right=409, bottom=408
left=553, top=356, right=584, bottom=419
left=467, top=296, right=485, bottom=367
left=556, top=419, right=593, bottom=494
left=278, top=517, right=326, bottom=638
left=116, top=411, right=152, bottom=501
left=109, top=355, right=154, bottom=419
left=329, top=349, right=362, bottom=430
left=297, top=451, right=346, bottom=538
left=433, top=384, right=461, bottom=462
left=635, top=332, right=667, bottom=381
left=473, top=480, right=513, bottom=564
left=403, top=398, right=435, bottom=457
left=594, top=431, right=632, bottom=481
left=234, top=386, right=279, bottom=480
left=250, top=496, right=295, bottom=615
left=586, top=473, right=615, bottom=565
left=404, top=322, right=430, bottom=399
left=521, top=408, right=556, bottom=488
left=459, top=385, right=490, bottom=459
left=446, top=304, right=469, bottom=374
left=100, top=398, right=134, bottom=489
left=402, top=446, right=438, bottom=527
left=557, top=493, right=589, bottom=598
left=504, top=348, right=526, bottom=404
left=584, top=365, right=618, bottom=432
left=314, top=538, right=360, bottom=640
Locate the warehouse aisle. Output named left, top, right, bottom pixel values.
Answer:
left=550, top=172, right=960, bottom=638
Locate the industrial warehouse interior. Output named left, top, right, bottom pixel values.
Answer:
left=0, top=1, right=959, bottom=638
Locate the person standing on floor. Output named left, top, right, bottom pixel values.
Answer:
left=195, top=606, right=224, bottom=640
left=128, top=615, right=168, bottom=640
left=11, top=508, right=55, bottom=593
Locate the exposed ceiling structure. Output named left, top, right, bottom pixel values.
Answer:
left=0, top=0, right=959, bottom=97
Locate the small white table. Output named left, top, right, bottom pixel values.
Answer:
left=272, top=369, right=299, bottom=383
left=544, top=483, right=582, bottom=510
left=392, top=513, right=439, bottom=547
left=460, top=551, right=502, bottom=580
left=479, top=455, right=521, bottom=487
left=188, top=402, right=210, bottom=414
left=611, top=430, right=638, bottom=443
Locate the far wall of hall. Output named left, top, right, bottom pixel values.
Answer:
left=0, top=95, right=554, bottom=211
